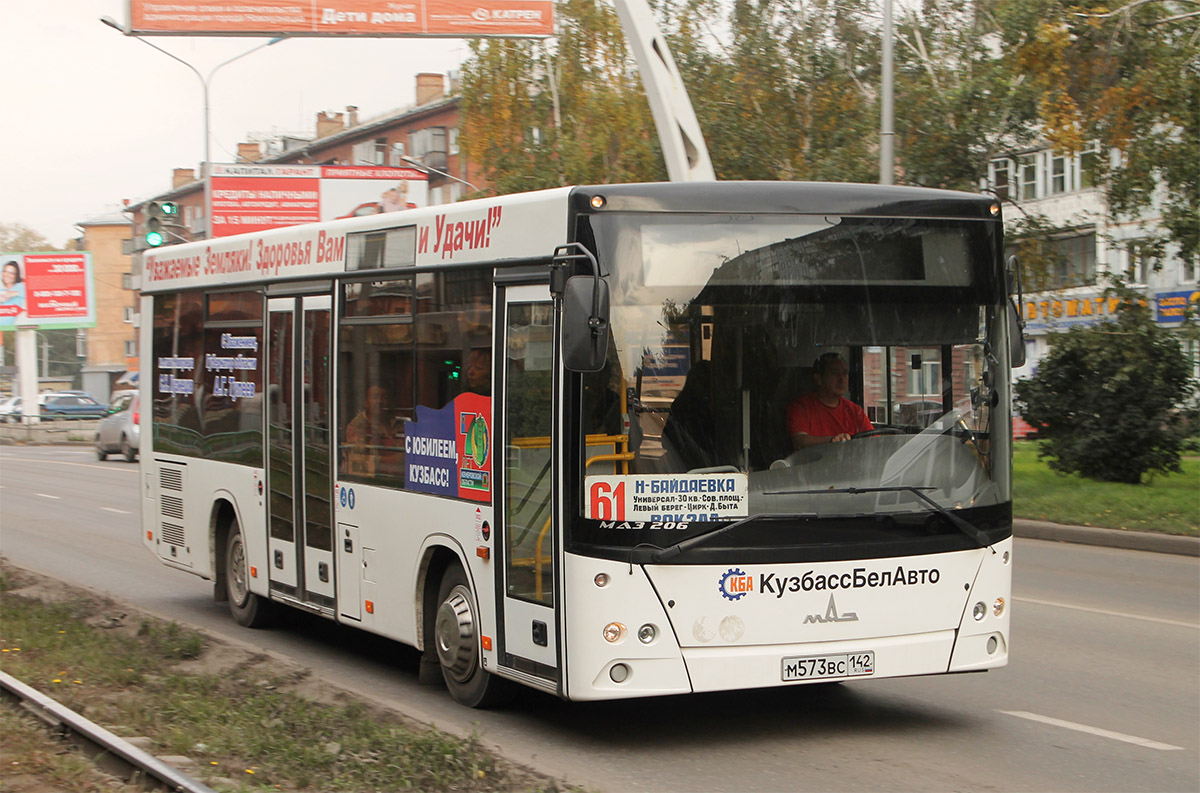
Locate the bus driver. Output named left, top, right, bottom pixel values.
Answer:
left=787, top=352, right=874, bottom=450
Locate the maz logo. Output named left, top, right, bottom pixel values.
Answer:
left=804, top=595, right=858, bottom=624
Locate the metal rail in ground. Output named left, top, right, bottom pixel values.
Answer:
left=0, top=669, right=216, bottom=793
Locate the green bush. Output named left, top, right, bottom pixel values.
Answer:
left=1015, top=285, right=1196, bottom=484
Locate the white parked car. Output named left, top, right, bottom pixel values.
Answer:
left=0, top=395, right=20, bottom=422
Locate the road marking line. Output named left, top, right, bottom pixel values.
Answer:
left=101, top=507, right=130, bottom=514
left=0, top=457, right=136, bottom=473
left=1000, top=710, right=1183, bottom=751
left=36, top=493, right=61, bottom=500
left=1014, top=596, right=1198, bottom=629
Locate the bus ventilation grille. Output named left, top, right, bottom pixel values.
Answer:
left=161, top=522, right=186, bottom=546
left=160, top=467, right=183, bottom=491
left=160, top=495, right=184, bottom=520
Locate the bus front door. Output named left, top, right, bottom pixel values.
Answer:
left=266, top=295, right=335, bottom=613
left=498, top=285, right=560, bottom=686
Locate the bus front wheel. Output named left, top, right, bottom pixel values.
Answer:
left=434, top=565, right=513, bottom=708
left=225, top=519, right=275, bottom=628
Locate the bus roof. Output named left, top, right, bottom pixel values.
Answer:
left=140, top=182, right=999, bottom=294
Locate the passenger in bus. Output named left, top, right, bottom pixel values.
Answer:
left=787, top=353, right=873, bottom=449
left=345, top=385, right=401, bottom=476
left=464, top=348, right=491, bottom=396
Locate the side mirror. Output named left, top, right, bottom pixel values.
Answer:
left=1007, top=298, right=1027, bottom=368
left=561, top=275, right=610, bottom=372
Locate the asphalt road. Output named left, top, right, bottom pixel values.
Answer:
left=2, top=445, right=1197, bottom=792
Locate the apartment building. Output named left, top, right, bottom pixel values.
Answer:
left=985, top=144, right=1198, bottom=381
left=72, top=211, right=137, bottom=402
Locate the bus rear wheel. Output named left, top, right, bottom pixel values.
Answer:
left=434, top=565, right=513, bottom=708
left=225, top=519, right=275, bottom=628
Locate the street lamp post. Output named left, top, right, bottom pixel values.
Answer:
left=99, top=17, right=284, bottom=180
left=399, top=155, right=483, bottom=196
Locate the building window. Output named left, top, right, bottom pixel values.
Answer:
left=1054, top=233, right=1097, bottom=288
left=123, top=306, right=135, bottom=323
left=1123, top=240, right=1156, bottom=284
left=353, top=137, right=389, bottom=165
left=124, top=339, right=137, bottom=357
left=988, top=158, right=1012, bottom=201
left=1018, top=153, right=1039, bottom=201
left=1080, top=141, right=1101, bottom=189
left=388, top=141, right=407, bottom=166
left=76, top=330, right=87, bottom=358
left=1049, top=154, right=1068, bottom=195
left=122, top=272, right=134, bottom=289
left=907, top=349, right=942, bottom=398
left=449, top=127, right=459, bottom=156
left=409, top=127, right=447, bottom=169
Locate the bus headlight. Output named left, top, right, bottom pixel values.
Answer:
left=603, top=622, right=625, bottom=643
left=972, top=602, right=986, bottom=621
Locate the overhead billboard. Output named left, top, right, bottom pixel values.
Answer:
left=0, top=252, right=96, bottom=330
left=127, top=0, right=555, bottom=37
left=208, top=163, right=428, bottom=237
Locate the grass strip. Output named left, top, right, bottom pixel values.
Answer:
left=1013, top=442, right=1199, bottom=536
left=0, top=565, right=560, bottom=793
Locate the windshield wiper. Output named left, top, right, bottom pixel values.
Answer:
left=639, top=514, right=799, bottom=563
left=763, top=486, right=995, bottom=552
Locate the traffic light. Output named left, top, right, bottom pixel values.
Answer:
left=145, top=201, right=180, bottom=247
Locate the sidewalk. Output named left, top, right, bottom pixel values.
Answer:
left=1014, top=518, right=1199, bottom=556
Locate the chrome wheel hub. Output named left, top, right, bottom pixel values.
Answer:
left=435, top=585, right=477, bottom=683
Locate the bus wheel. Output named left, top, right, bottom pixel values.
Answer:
left=434, top=565, right=513, bottom=708
left=226, top=519, right=275, bottom=628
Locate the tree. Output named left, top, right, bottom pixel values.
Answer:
left=460, top=0, right=665, bottom=192
left=0, top=222, right=56, bottom=253
left=1001, top=0, right=1200, bottom=264
left=1015, top=283, right=1196, bottom=483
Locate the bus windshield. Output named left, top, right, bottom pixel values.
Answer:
left=574, top=211, right=1012, bottom=561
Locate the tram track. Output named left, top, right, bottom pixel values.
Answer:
left=0, top=670, right=216, bottom=793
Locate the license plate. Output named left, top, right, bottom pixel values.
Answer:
left=781, top=651, right=874, bottom=682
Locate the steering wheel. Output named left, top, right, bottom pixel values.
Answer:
left=852, top=428, right=904, bottom=439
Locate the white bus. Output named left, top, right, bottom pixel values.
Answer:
left=139, top=181, right=1018, bottom=707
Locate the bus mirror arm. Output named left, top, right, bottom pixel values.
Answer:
left=1006, top=255, right=1027, bottom=368
left=553, top=244, right=611, bottom=373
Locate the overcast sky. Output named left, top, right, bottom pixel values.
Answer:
left=0, top=1, right=472, bottom=248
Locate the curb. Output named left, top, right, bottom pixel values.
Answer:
left=1014, top=518, right=1199, bottom=556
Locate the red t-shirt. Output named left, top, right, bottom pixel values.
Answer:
left=785, top=391, right=874, bottom=438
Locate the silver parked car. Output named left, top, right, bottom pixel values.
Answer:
left=95, top=391, right=140, bottom=461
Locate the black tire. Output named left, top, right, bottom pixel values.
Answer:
left=434, top=565, right=514, bottom=708
left=225, top=519, right=275, bottom=628
left=95, top=437, right=107, bottom=461
left=121, top=436, right=137, bottom=462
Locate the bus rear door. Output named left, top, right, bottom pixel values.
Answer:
left=266, top=294, right=335, bottom=612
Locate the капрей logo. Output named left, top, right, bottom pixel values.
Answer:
left=719, top=568, right=754, bottom=601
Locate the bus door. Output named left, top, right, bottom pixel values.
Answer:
left=497, top=284, right=560, bottom=684
left=266, top=294, right=335, bottom=613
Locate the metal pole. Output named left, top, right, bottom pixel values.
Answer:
left=400, top=156, right=483, bottom=194
left=99, top=18, right=282, bottom=182
left=880, top=0, right=895, bottom=185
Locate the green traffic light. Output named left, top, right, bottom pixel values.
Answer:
left=146, top=231, right=165, bottom=247
left=161, top=202, right=180, bottom=216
